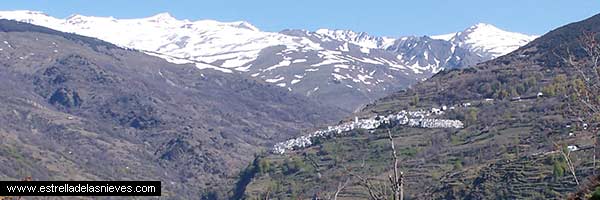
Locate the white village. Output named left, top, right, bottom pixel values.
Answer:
left=272, top=106, right=464, bottom=154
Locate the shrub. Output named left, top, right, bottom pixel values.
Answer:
left=258, top=159, right=271, bottom=174
left=466, top=108, right=479, bottom=126
left=453, top=159, right=463, bottom=170
left=410, top=94, right=420, bottom=107
left=590, top=187, right=600, bottom=200
left=399, top=147, right=418, bottom=157
left=282, top=158, right=306, bottom=175
left=542, top=84, right=557, bottom=97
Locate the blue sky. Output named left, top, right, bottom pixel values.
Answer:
left=2, top=0, right=600, bottom=37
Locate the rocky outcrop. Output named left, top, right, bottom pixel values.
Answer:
left=48, top=88, right=82, bottom=108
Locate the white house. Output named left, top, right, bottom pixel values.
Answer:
left=567, top=145, right=579, bottom=152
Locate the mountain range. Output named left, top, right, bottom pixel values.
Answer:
left=0, top=10, right=537, bottom=111
left=3, top=9, right=589, bottom=200
left=0, top=18, right=346, bottom=198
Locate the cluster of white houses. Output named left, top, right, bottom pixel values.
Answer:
left=272, top=108, right=464, bottom=154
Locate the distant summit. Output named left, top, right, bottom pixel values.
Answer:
left=434, top=23, right=538, bottom=58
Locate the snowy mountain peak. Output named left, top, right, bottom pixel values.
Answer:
left=468, top=22, right=498, bottom=30
left=314, top=28, right=395, bottom=49
left=146, top=12, right=176, bottom=21
left=443, top=23, right=538, bottom=58
left=231, top=21, right=260, bottom=31
left=149, top=12, right=174, bottom=19
left=314, top=28, right=361, bottom=40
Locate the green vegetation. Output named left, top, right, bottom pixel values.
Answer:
left=525, top=76, right=538, bottom=90
left=410, top=94, right=420, bottom=107
left=478, top=74, right=540, bottom=99
left=543, top=74, right=568, bottom=97
left=465, top=108, right=479, bottom=126
left=542, top=84, right=557, bottom=97
left=258, top=158, right=272, bottom=174
left=452, top=159, right=463, bottom=170
left=495, top=88, right=511, bottom=99
left=399, top=147, right=419, bottom=157
left=282, top=157, right=308, bottom=175
left=591, top=187, right=600, bottom=200
left=552, top=159, right=565, bottom=180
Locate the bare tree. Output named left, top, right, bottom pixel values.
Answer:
left=555, top=31, right=600, bottom=176
left=346, top=169, right=388, bottom=200
left=387, top=129, right=404, bottom=200
left=264, top=189, right=270, bottom=200
left=346, top=129, right=404, bottom=200
left=579, top=31, right=600, bottom=175
left=555, top=142, right=580, bottom=185
left=328, top=177, right=351, bottom=200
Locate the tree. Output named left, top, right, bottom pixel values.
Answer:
left=282, top=158, right=305, bottom=175
left=554, top=143, right=579, bottom=185
left=525, top=76, right=538, bottom=90
left=542, top=84, right=557, bottom=97
left=258, top=159, right=271, bottom=174
left=329, top=177, right=351, bottom=200
left=465, top=108, right=479, bottom=126
left=510, top=87, right=519, bottom=97
left=453, top=159, right=463, bottom=171
left=591, top=187, right=600, bottom=200
left=554, top=74, right=568, bottom=94
left=495, top=89, right=510, bottom=99
left=347, top=129, right=404, bottom=200
left=552, top=157, right=566, bottom=181
left=516, top=83, right=527, bottom=95
left=478, top=83, right=493, bottom=96
left=555, top=31, right=600, bottom=177
left=410, top=94, right=419, bottom=107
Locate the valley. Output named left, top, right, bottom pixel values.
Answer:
left=0, top=5, right=598, bottom=200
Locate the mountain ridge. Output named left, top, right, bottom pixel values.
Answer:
left=0, top=10, right=537, bottom=111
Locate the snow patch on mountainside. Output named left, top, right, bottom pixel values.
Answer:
left=315, top=29, right=396, bottom=49
left=0, top=10, right=325, bottom=72
left=430, top=32, right=457, bottom=41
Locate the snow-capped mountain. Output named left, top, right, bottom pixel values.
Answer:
left=0, top=10, right=537, bottom=111
left=433, top=23, right=538, bottom=59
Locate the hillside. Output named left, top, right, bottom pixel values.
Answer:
left=241, top=13, right=600, bottom=199
left=0, top=19, right=347, bottom=198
